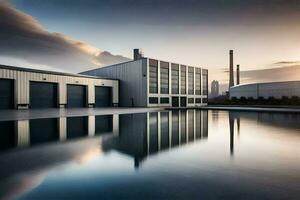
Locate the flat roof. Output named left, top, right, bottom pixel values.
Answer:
left=231, top=80, right=300, bottom=88
left=0, top=64, right=118, bottom=81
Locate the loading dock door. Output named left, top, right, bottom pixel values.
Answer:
left=30, top=82, right=58, bottom=108
left=95, top=86, right=112, bottom=107
left=67, top=85, right=87, bottom=108
left=180, top=97, right=187, bottom=107
left=0, top=79, right=14, bottom=109
left=172, top=97, right=179, bottom=107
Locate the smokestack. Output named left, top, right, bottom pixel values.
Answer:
left=229, top=50, right=234, bottom=88
left=236, top=64, right=240, bottom=85
left=133, top=49, right=143, bottom=60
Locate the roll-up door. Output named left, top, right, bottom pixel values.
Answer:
left=0, top=79, right=14, bottom=109
left=67, top=84, right=87, bottom=108
left=95, top=86, right=112, bottom=107
left=30, top=81, right=58, bottom=108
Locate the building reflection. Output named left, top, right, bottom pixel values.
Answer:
left=0, top=114, right=119, bottom=150
left=102, top=110, right=209, bottom=168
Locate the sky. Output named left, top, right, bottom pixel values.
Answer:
left=1, top=0, right=300, bottom=92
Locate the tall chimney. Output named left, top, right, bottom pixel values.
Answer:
left=236, top=64, right=240, bottom=85
left=133, top=49, right=143, bottom=60
left=229, top=50, right=234, bottom=88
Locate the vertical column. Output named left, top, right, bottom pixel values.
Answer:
left=112, top=81, right=119, bottom=106
left=88, top=83, right=95, bottom=108
left=186, top=110, right=189, bottom=143
left=169, top=62, right=172, bottom=95
left=168, top=111, right=172, bottom=148
left=59, top=82, right=67, bottom=108
left=200, top=68, right=203, bottom=104
left=193, top=110, right=196, bottom=141
left=158, top=112, right=161, bottom=150
left=193, top=67, right=196, bottom=105
left=113, top=114, right=119, bottom=136
left=16, top=75, right=29, bottom=109
left=88, top=115, right=95, bottom=137
left=147, top=112, right=150, bottom=154
left=17, top=120, right=30, bottom=147
left=178, top=110, right=181, bottom=145
left=59, top=117, right=67, bottom=141
left=146, top=59, right=150, bottom=107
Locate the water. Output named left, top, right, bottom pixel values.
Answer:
left=0, top=110, right=300, bottom=200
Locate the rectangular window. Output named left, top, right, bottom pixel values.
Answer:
left=195, top=68, right=201, bottom=95
left=202, top=98, right=208, bottom=103
left=149, top=59, right=158, bottom=94
left=149, top=97, right=158, bottom=104
left=188, top=98, right=194, bottom=103
left=160, top=61, right=169, bottom=94
left=160, top=97, right=169, bottom=104
left=181, top=65, right=186, bottom=94
left=188, top=67, right=194, bottom=95
left=171, top=64, right=179, bottom=94
left=202, top=69, right=208, bottom=95
left=195, top=98, right=201, bottom=103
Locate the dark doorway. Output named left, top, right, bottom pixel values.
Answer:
left=180, top=97, right=187, bottom=107
left=172, top=97, right=179, bottom=107
left=67, top=85, right=87, bottom=108
left=0, top=79, right=14, bottom=109
left=30, top=82, right=58, bottom=108
left=95, top=86, right=112, bottom=107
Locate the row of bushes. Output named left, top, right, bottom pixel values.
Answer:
left=210, top=96, right=300, bottom=105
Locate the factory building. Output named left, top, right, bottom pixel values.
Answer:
left=0, top=65, right=119, bottom=109
left=81, top=49, right=208, bottom=107
left=230, top=81, right=300, bottom=99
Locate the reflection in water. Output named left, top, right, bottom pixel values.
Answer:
left=0, top=110, right=300, bottom=200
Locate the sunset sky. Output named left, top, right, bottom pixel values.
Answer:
left=1, top=0, right=300, bottom=92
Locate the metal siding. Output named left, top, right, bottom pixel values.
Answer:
left=82, top=59, right=146, bottom=107
left=0, top=68, right=119, bottom=108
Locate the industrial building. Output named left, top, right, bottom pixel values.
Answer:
left=0, top=65, right=119, bottom=109
left=230, top=81, right=300, bottom=99
left=81, top=49, right=208, bottom=107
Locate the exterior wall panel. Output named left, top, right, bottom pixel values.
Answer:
left=0, top=65, right=119, bottom=109
left=230, top=81, right=300, bottom=99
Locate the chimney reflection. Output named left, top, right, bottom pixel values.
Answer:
left=228, top=112, right=242, bottom=156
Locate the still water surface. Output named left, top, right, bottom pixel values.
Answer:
left=0, top=110, right=300, bottom=200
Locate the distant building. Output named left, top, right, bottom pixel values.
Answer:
left=211, top=80, right=219, bottom=98
left=230, top=81, right=300, bottom=99
left=81, top=49, right=208, bottom=107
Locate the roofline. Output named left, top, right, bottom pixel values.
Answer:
left=80, top=57, right=208, bottom=73
left=0, top=64, right=118, bottom=81
left=231, top=80, right=300, bottom=88
left=80, top=59, right=144, bottom=74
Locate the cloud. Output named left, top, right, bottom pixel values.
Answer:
left=241, top=64, right=300, bottom=83
left=0, top=2, right=130, bottom=72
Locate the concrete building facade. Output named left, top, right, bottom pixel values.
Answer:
left=230, top=81, right=300, bottom=99
left=81, top=57, right=208, bottom=107
left=0, top=65, right=119, bottom=109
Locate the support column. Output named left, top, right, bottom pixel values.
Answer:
left=113, top=114, right=119, bottom=136
left=17, top=120, right=30, bottom=147
left=59, top=117, right=67, bottom=141
left=88, top=115, right=95, bottom=137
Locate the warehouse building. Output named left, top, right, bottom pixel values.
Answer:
left=81, top=49, right=208, bottom=107
left=230, top=81, right=300, bottom=99
left=0, top=65, right=119, bottom=109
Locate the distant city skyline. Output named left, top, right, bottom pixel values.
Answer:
left=1, top=0, right=300, bottom=92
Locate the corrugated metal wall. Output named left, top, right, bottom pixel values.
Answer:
left=0, top=67, right=119, bottom=108
left=230, top=81, right=300, bottom=99
left=82, top=59, right=147, bottom=107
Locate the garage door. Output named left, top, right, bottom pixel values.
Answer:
left=30, top=82, right=58, bottom=108
left=67, top=116, right=88, bottom=139
left=95, top=86, right=112, bottom=107
left=67, top=85, right=87, bottom=108
left=30, top=118, right=59, bottom=145
left=0, top=79, right=14, bottom=109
